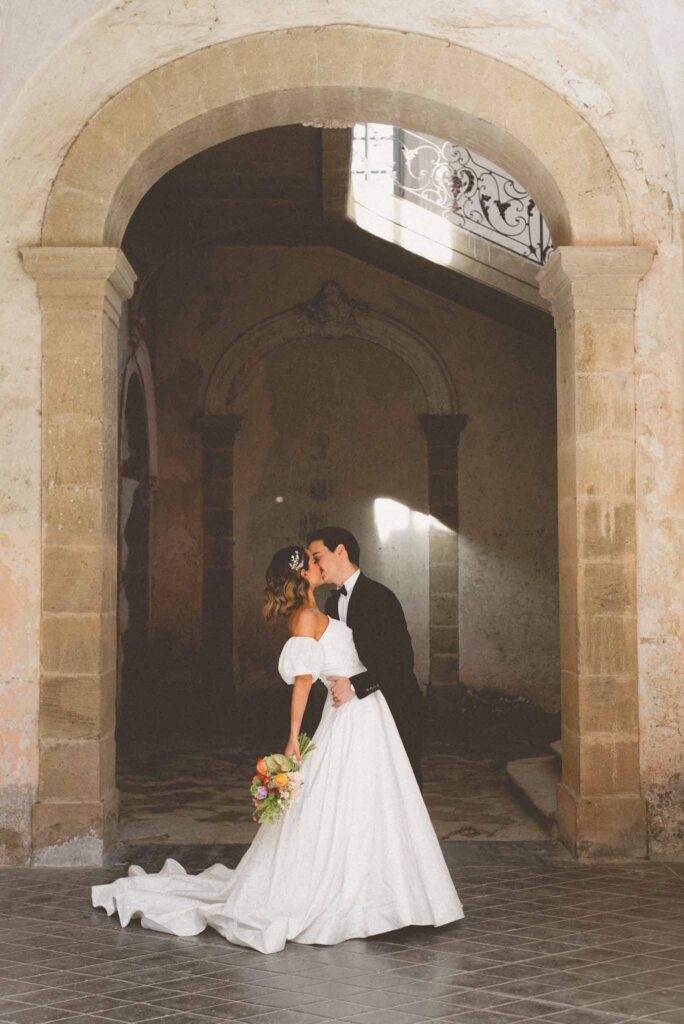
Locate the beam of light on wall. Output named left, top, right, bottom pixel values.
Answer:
left=374, top=497, right=452, bottom=543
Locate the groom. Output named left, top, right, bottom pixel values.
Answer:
left=306, top=526, right=425, bottom=790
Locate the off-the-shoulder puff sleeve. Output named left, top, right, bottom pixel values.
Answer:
left=278, top=637, right=324, bottom=686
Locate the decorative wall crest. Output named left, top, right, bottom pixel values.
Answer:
left=297, top=281, right=368, bottom=338
left=205, top=281, right=458, bottom=415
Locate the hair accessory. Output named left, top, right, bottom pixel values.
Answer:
left=288, top=549, right=305, bottom=572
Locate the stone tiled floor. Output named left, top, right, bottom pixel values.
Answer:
left=1, top=844, right=684, bottom=1024
left=116, top=740, right=549, bottom=846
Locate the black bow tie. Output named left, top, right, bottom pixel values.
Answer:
left=338, top=585, right=347, bottom=597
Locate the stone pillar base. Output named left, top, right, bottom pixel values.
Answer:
left=32, top=789, right=119, bottom=866
left=556, top=782, right=648, bottom=860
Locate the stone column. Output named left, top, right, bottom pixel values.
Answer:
left=201, top=414, right=242, bottom=732
left=538, top=246, right=653, bottom=859
left=419, top=414, right=468, bottom=692
left=21, top=246, right=136, bottom=865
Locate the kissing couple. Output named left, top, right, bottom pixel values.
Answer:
left=93, top=526, right=464, bottom=953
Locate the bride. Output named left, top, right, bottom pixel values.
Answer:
left=92, top=545, right=464, bottom=953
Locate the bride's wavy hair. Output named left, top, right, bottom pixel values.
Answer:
left=263, top=545, right=310, bottom=621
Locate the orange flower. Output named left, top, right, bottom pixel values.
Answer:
left=256, top=757, right=268, bottom=776
left=273, top=773, right=288, bottom=788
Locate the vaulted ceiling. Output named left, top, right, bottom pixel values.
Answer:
left=123, top=124, right=553, bottom=338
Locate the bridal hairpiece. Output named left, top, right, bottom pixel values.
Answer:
left=288, top=549, right=305, bottom=572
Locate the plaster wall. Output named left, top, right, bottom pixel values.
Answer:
left=234, top=336, right=430, bottom=695
left=1, top=1, right=682, bottom=214
left=148, top=246, right=559, bottom=713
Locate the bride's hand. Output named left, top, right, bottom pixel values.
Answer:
left=284, top=736, right=301, bottom=763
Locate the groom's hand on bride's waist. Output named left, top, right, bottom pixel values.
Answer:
left=329, top=676, right=356, bottom=707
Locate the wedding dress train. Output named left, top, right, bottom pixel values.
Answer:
left=92, top=618, right=464, bottom=953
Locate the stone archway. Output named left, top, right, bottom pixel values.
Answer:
left=39, top=28, right=631, bottom=248
left=120, top=329, right=159, bottom=489
left=117, top=332, right=158, bottom=733
left=205, top=280, right=457, bottom=416
left=19, top=25, right=653, bottom=863
left=202, top=281, right=464, bottom=724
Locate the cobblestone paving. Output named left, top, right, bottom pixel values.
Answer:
left=1, top=845, right=684, bottom=1024
left=116, top=740, right=549, bottom=846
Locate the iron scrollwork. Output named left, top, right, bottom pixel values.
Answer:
left=352, top=124, right=552, bottom=266
left=396, top=128, right=552, bottom=265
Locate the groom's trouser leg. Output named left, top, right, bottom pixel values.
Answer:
left=410, top=757, right=424, bottom=792
left=410, top=698, right=425, bottom=792
left=405, top=724, right=424, bottom=791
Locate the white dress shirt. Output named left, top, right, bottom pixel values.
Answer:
left=337, top=568, right=361, bottom=625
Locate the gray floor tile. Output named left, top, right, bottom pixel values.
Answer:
left=342, top=994, right=418, bottom=1011
left=0, top=1002, right=43, bottom=1019
left=0, top=1009, right=78, bottom=1024
left=178, top=1000, right=273, bottom=1021
left=145, top=1000, right=227, bottom=1015
left=344, top=1013, right=432, bottom=1024
left=400, top=999, right=472, bottom=1018
left=480, top=979, right=570, bottom=1000
left=541, top=1008, right=636, bottom=1022
left=0, top=843, right=683, bottom=1024
left=439, top=1011, right=524, bottom=1023
left=90, top=1006, right=171, bottom=1022
left=285, top=1000, right=368, bottom=1018
left=489, top=997, right=572, bottom=1018
left=0, top=987, right=56, bottom=1002
left=2, top=992, right=76, bottom=1009
left=0, top=972, right=61, bottom=984
left=43, top=1000, right=132, bottom=1016
left=275, top=982, right=369, bottom=1001
left=238, top=1012, right=325, bottom=1024
left=55, top=1017, right=117, bottom=1024
left=590, top=990, right=684, bottom=1014
left=127, top=1017, right=221, bottom=1024
left=228, top=994, right=317, bottom=1012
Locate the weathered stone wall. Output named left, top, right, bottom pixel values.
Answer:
left=148, top=246, right=558, bottom=712
left=0, top=1, right=681, bottom=859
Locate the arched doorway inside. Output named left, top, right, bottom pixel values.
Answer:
left=110, top=123, right=560, bottom=855
left=21, top=26, right=652, bottom=864
left=117, top=367, right=152, bottom=735
left=202, top=278, right=460, bottom=735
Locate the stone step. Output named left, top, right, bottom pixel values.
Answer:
left=550, top=739, right=562, bottom=764
left=506, top=754, right=560, bottom=835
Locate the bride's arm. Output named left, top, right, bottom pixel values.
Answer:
left=285, top=607, right=319, bottom=760
left=285, top=676, right=313, bottom=761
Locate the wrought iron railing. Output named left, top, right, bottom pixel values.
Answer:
left=352, top=124, right=552, bottom=266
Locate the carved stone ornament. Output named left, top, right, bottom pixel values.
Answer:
left=297, top=281, right=368, bottom=338
left=128, top=310, right=148, bottom=351
left=205, top=280, right=458, bottom=415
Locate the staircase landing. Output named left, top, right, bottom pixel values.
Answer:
left=506, top=741, right=561, bottom=835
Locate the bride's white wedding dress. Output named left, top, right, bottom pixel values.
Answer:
left=92, top=618, right=464, bottom=953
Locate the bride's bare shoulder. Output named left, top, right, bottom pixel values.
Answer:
left=289, top=606, right=325, bottom=638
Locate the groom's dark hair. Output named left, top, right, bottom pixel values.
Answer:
left=307, top=526, right=360, bottom=566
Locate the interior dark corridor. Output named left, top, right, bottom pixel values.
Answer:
left=113, top=121, right=561, bottom=850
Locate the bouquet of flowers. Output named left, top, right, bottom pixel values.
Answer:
left=250, top=733, right=316, bottom=825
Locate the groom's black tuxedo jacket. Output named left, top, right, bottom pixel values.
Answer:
left=325, top=573, right=425, bottom=770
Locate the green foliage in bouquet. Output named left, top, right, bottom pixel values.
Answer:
left=250, top=732, right=316, bottom=825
